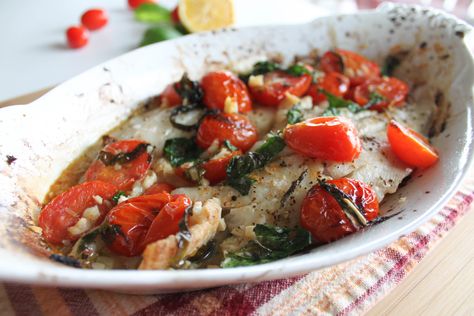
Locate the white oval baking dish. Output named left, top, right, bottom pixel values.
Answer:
left=0, top=3, right=473, bottom=293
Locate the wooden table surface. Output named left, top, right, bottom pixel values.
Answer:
left=2, top=89, right=474, bottom=316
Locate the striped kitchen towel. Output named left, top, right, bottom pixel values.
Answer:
left=1, top=176, right=473, bottom=316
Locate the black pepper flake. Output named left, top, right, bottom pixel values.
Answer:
left=231, top=195, right=237, bottom=201
left=420, top=42, right=427, bottom=49
left=425, top=191, right=430, bottom=194
left=6, top=155, right=16, bottom=165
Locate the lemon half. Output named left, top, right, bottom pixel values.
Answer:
left=178, top=0, right=235, bottom=33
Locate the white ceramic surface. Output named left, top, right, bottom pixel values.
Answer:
left=0, top=3, right=473, bottom=294
left=0, top=0, right=342, bottom=101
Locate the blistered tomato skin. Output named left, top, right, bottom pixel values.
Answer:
left=196, top=113, right=258, bottom=152
left=201, top=150, right=241, bottom=184
left=353, top=77, right=409, bottom=111
left=248, top=71, right=312, bottom=107
left=66, top=26, right=89, bottom=49
left=106, top=193, right=172, bottom=257
left=300, top=178, right=379, bottom=243
left=201, top=71, right=252, bottom=113
left=81, top=9, right=108, bottom=31
left=306, top=72, right=350, bottom=104
left=159, top=83, right=182, bottom=107
left=38, top=181, right=117, bottom=245
left=283, top=116, right=361, bottom=162
left=84, top=140, right=153, bottom=192
left=320, top=49, right=380, bottom=86
left=387, top=120, right=439, bottom=169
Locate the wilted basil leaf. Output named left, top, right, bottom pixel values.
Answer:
left=286, top=64, right=311, bottom=77
left=226, top=134, right=286, bottom=195
left=221, top=224, right=312, bottom=268
left=287, top=104, right=303, bottom=124
left=163, top=137, right=202, bottom=167
left=363, top=92, right=385, bottom=110
left=321, top=90, right=363, bottom=116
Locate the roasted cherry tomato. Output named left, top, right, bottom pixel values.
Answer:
left=201, top=149, right=242, bottom=184
left=283, top=116, right=361, bottom=162
left=106, top=193, right=172, bottom=256
left=39, top=181, right=117, bottom=245
left=387, top=120, right=439, bottom=169
left=81, top=8, right=108, bottom=31
left=248, top=71, right=312, bottom=107
left=306, top=72, right=350, bottom=104
left=320, top=49, right=380, bottom=86
left=196, top=113, right=258, bottom=152
left=171, top=6, right=180, bottom=24
left=201, top=71, right=252, bottom=113
left=84, top=140, right=153, bottom=192
left=300, top=178, right=379, bottom=243
left=353, top=77, right=409, bottom=111
left=141, top=194, right=192, bottom=246
left=143, top=182, right=175, bottom=195
left=159, top=83, right=182, bottom=107
left=66, top=26, right=88, bottom=49
left=128, top=0, right=155, bottom=9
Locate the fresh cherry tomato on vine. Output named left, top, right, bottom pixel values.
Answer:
left=66, top=26, right=88, bottom=49
left=171, top=6, right=180, bottom=24
left=201, top=71, right=252, bottom=113
left=39, top=181, right=117, bottom=245
left=248, top=71, right=312, bottom=107
left=387, top=120, right=439, bottom=169
left=353, top=77, right=409, bottom=111
left=306, top=72, right=350, bottom=104
left=128, top=0, right=155, bottom=9
left=300, top=178, right=379, bottom=243
left=84, top=140, right=153, bottom=192
left=283, top=116, right=361, bottom=162
left=320, top=49, right=380, bottom=86
left=81, top=8, right=108, bottom=31
left=196, top=113, right=257, bottom=152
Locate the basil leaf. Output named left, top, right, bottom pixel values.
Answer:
left=251, top=61, right=280, bottom=75
left=321, top=90, right=363, bottom=116
left=163, top=137, right=202, bottom=167
left=139, top=25, right=183, bottom=47
left=287, top=104, right=303, bottom=124
left=364, top=92, right=385, bottom=110
left=224, top=140, right=238, bottom=152
left=381, top=55, right=400, bottom=77
left=226, top=176, right=255, bottom=195
left=255, top=133, right=286, bottom=163
left=286, top=64, right=311, bottom=77
left=239, top=61, right=280, bottom=82
left=174, top=73, right=204, bottom=105
left=135, top=3, right=171, bottom=23
left=226, top=134, right=285, bottom=195
left=221, top=224, right=312, bottom=268
left=112, top=191, right=126, bottom=204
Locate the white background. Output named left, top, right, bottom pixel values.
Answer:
left=0, top=0, right=358, bottom=102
